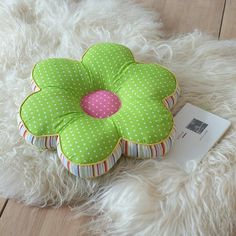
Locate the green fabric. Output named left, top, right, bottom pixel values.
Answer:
left=20, top=43, right=177, bottom=164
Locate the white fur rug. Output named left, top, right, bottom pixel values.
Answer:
left=1, top=0, right=236, bottom=235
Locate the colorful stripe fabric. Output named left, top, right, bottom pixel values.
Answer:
left=17, top=83, right=179, bottom=178
left=18, top=115, right=57, bottom=149
left=164, top=84, right=181, bottom=110
left=31, top=79, right=40, bottom=92
left=18, top=113, right=176, bottom=178
left=57, top=138, right=123, bottom=178
left=122, top=126, right=176, bottom=159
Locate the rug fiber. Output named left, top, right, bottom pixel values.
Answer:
left=0, top=0, right=236, bottom=235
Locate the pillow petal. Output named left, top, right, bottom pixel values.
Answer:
left=112, top=98, right=174, bottom=144
left=113, top=63, right=178, bottom=109
left=82, top=43, right=135, bottom=90
left=20, top=87, right=83, bottom=136
left=57, top=116, right=121, bottom=177
left=32, top=58, right=91, bottom=99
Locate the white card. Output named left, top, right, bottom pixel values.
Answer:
left=165, top=103, right=231, bottom=169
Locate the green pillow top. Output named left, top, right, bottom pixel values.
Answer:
left=18, top=43, right=180, bottom=178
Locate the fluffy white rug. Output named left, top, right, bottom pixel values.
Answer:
left=1, top=0, right=236, bottom=235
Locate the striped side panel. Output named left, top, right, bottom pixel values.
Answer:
left=164, top=85, right=181, bottom=110
left=31, top=80, right=40, bottom=92
left=17, top=114, right=57, bottom=149
left=121, top=126, right=176, bottom=159
left=56, top=139, right=122, bottom=178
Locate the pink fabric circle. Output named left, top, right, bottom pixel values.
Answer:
left=80, top=90, right=121, bottom=119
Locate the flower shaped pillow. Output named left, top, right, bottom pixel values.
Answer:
left=18, top=43, right=180, bottom=178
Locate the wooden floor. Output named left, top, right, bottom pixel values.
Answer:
left=1, top=0, right=236, bottom=235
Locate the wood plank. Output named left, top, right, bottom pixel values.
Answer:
left=0, top=198, right=6, bottom=211
left=0, top=200, right=90, bottom=236
left=0, top=198, right=7, bottom=218
left=138, top=0, right=225, bottom=37
left=220, top=0, right=236, bottom=39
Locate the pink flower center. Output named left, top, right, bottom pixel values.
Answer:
left=80, top=90, right=121, bottom=119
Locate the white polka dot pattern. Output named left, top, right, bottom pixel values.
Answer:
left=19, top=42, right=180, bottom=178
